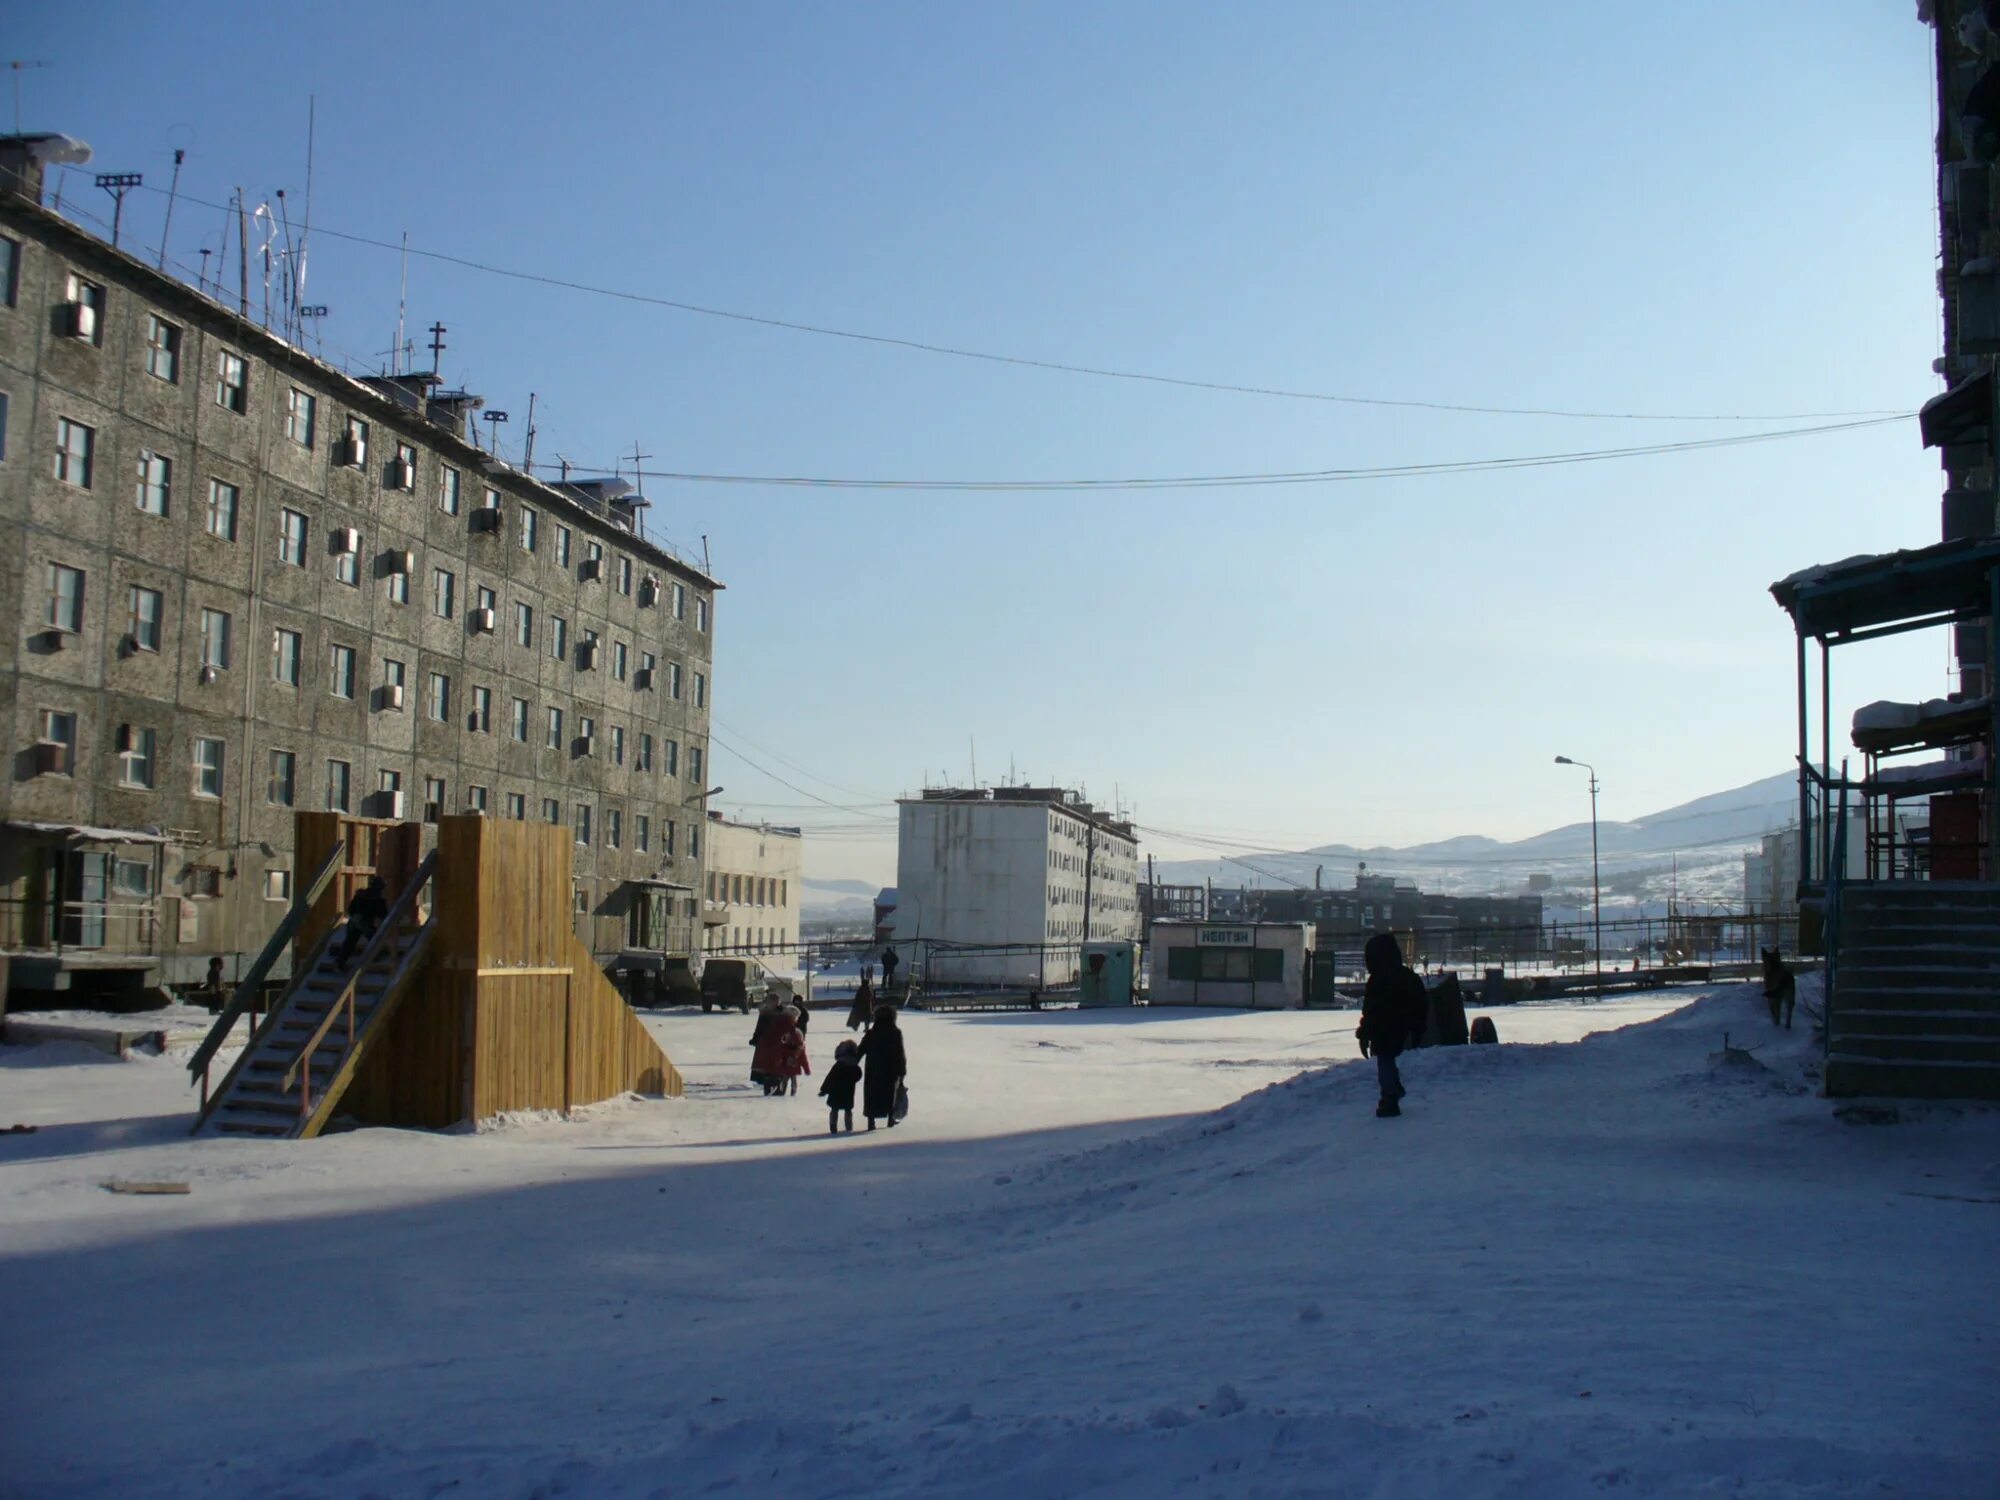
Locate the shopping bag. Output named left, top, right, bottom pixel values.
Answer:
left=892, top=1082, right=909, bottom=1123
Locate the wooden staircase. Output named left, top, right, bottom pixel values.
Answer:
left=1825, top=882, right=2000, bottom=1101
left=194, top=853, right=436, bottom=1139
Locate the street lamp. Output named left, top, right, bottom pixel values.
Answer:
left=1554, top=756, right=1602, bottom=999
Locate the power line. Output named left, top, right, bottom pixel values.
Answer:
left=708, top=729, right=897, bottom=821
left=556, top=414, right=1908, bottom=494
left=132, top=184, right=1906, bottom=424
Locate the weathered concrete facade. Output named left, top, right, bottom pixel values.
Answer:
left=702, top=814, right=803, bottom=976
left=0, top=184, right=719, bottom=999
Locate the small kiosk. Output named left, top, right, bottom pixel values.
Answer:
left=1078, top=940, right=1136, bottom=1006
left=1147, top=920, right=1314, bottom=1008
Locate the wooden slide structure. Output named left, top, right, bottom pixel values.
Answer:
left=192, top=813, right=681, bottom=1138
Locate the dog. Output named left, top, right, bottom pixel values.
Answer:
left=1761, top=948, right=1796, bottom=1029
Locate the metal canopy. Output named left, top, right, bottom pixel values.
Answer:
left=1769, top=535, right=2000, bottom=641
left=1919, top=370, right=1993, bottom=448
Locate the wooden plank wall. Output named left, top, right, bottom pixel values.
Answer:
left=349, top=815, right=681, bottom=1128
left=293, top=812, right=422, bottom=961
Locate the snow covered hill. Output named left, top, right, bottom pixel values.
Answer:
left=4, top=983, right=1995, bottom=1497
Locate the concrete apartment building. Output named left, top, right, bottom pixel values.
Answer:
left=702, top=814, right=802, bottom=974
left=0, top=135, right=720, bottom=1002
left=891, top=786, right=1140, bottom=986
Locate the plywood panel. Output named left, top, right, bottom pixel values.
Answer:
left=343, top=971, right=471, bottom=1130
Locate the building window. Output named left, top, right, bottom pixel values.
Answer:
left=506, top=792, right=527, bottom=821
left=476, top=584, right=496, bottom=617
left=470, top=685, right=492, bottom=733
left=133, top=449, right=172, bottom=516
left=611, top=725, right=626, bottom=765
left=119, top=726, right=157, bottom=789
left=54, top=416, right=94, bottom=487
left=0, top=235, right=17, bottom=305
left=690, top=744, right=704, bottom=783
left=575, top=804, right=592, bottom=846
left=667, top=662, right=683, bottom=700
left=606, top=808, right=622, bottom=849
left=392, top=442, right=416, bottom=490
left=694, top=672, right=707, bottom=708
left=279, top=508, right=308, bottom=566
left=144, top=314, right=181, bottom=382
left=549, top=615, right=568, bottom=660
left=265, top=868, right=293, bottom=902
left=379, top=769, right=402, bottom=816
left=578, top=714, right=596, bottom=749
left=514, top=601, right=533, bottom=648
left=639, top=649, right=656, bottom=686
left=424, top=776, right=446, bottom=822
left=65, top=273, right=106, bottom=344
left=520, top=507, right=538, bottom=552
left=665, top=738, right=679, bottom=776
left=440, top=465, right=461, bottom=515
left=330, top=643, right=357, bottom=699
left=617, top=556, right=633, bottom=595
left=535, top=797, right=557, bottom=826
left=268, top=749, right=296, bottom=806
left=467, top=784, right=489, bottom=814
left=35, top=709, right=77, bottom=776
left=0, top=390, right=8, bottom=461
left=696, top=596, right=709, bottom=633
left=612, top=641, right=628, bottom=682
left=193, top=736, right=225, bottom=799
left=555, top=525, right=571, bottom=567
left=510, top=696, right=529, bottom=741
left=215, top=350, right=248, bottom=413
left=382, top=657, right=407, bottom=707
left=284, top=387, right=316, bottom=448
left=205, top=479, right=239, bottom=541
left=339, top=415, right=368, bottom=468
left=432, top=567, right=455, bottom=619
left=272, top=627, right=302, bottom=685
left=672, top=581, right=686, bottom=619
left=326, top=758, right=351, bottom=812
left=689, top=824, right=700, bottom=860
left=127, top=585, right=162, bottom=651
left=482, top=486, right=501, bottom=516
left=546, top=705, right=564, bottom=749
left=635, top=815, right=650, bottom=853
left=584, top=540, right=603, bottom=577
left=428, top=671, right=451, bottom=721
left=113, top=857, right=153, bottom=898
left=638, top=732, right=653, bottom=772
left=668, top=821, right=681, bottom=859
left=336, top=542, right=360, bottom=587
left=199, top=606, right=231, bottom=669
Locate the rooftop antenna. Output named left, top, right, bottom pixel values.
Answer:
left=235, top=188, right=249, bottom=317
left=197, top=246, right=211, bottom=295
left=701, top=533, right=711, bottom=575
left=297, top=95, right=314, bottom=329
left=970, top=738, right=977, bottom=788
left=427, top=321, right=447, bottom=377
left=393, top=231, right=408, bottom=375
left=626, top=440, right=652, bottom=540
left=481, top=409, right=508, bottom=457
left=9, top=61, right=49, bottom=135
left=94, top=170, right=142, bottom=248
left=522, top=392, right=537, bottom=474
left=274, top=188, right=297, bottom=339
left=157, top=148, right=185, bottom=271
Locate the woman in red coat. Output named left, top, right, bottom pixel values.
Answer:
left=751, top=1004, right=811, bottom=1096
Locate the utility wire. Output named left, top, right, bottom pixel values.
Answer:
left=560, top=414, right=1908, bottom=494
left=708, top=729, right=897, bottom=821
left=133, top=184, right=1907, bottom=423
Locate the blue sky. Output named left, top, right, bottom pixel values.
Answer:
left=18, top=2, right=1950, bottom=881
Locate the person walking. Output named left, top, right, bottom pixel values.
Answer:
left=846, top=973, right=876, bottom=1032
left=1358, top=932, right=1427, bottom=1118
left=854, top=1004, right=907, bottom=1130
left=334, top=877, right=388, bottom=967
left=820, top=1040, right=863, bottom=1134
left=748, top=998, right=786, bottom=1096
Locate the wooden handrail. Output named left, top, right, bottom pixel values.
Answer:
left=282, top=851, right=436, bottom=1105
left=188, top=839, right=347, bottom=1085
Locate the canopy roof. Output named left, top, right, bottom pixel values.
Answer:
left=1770, top=535, right=2000, bottom=640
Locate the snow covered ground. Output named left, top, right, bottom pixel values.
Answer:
left=3, top=983, right=1995, bottom=1498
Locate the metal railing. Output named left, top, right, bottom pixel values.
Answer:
left=1822, top=777, right=1851, bottom=1060
left=0, top=897, right=161, bottom=955
left=188, top=840, right=345, bottom=1104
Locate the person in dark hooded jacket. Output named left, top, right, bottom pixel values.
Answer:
left=1359, top=932, right=1427, bottom=1117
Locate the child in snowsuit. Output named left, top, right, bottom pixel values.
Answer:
left=820, top=1040, right=863, bottom=1134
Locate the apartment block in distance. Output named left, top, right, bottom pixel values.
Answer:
left=702, top=813, right=803, bottom=976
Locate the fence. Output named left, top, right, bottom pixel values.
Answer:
left=0, top=897, right=162, bottom=956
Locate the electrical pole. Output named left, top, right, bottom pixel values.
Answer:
left=427, top=321, right=447, bottom=377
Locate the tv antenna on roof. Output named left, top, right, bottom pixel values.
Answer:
left=8, top=61, right=48, bottom=135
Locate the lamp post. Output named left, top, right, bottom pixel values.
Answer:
left=1554, top=756, right=1602, bottom=999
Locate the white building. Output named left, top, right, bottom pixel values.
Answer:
left=892, top=787, right=1140, bottom=987
left=702, top=815, right=803, bottom=977
left=1147, top=921, right=1315, bottom=1008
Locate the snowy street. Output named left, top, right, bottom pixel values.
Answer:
left=3, top=985, right=1996, bottom=1498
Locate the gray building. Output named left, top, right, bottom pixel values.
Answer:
left=0, top=135, right=720, bottom=1002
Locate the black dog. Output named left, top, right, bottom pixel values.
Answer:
left=1761, top=948, right=1796, bottom=1029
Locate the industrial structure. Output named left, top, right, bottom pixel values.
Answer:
left=0, top=132, right=719, bottom=1007
left=890, top=785, right=1140, bottom=986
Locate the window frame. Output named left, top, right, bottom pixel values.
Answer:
left=144, top=314, right=182, bottom=383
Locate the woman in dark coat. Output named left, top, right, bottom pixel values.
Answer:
left=853, top=1004, right=906, bottom=1129
left=846, top=974, right=875, bottom=1033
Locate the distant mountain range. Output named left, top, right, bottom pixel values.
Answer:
left=1147, top=770, right=1801, bottom=906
